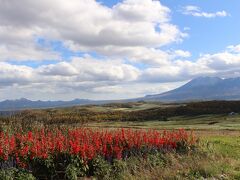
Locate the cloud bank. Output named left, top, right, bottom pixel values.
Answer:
left=0, top=0, right=237, bottom=100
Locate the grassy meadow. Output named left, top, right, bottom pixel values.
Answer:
left=85, top=114, right=240, bottom=130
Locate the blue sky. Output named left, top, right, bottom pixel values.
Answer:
left=161, top=0, right=240, bottom=58
left=0, top=0, right=239, bottom=100
left=99, top=0, right=122, bottom=7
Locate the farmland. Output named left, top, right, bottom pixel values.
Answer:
left=0, top=101, right=240, bottom=179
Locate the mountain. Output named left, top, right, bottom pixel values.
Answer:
left=0, top=98, right=98, bottom=110
left=143, top=76, right=240, bottom=102
left=0, top=97, right=135, bottom=111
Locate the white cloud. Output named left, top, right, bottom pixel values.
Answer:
left=113, top=0, right=170, bottom=23
left=38, top=62, right=79, bottom=76
left=227, top=44, right=240, bottom=53
left=197, top=52, right=240, bottom=70
left=0, top=56, right=140, bottom=87
left=0, top=62, right=34, bottom=86
left=182, top=5, right=229, bottom=18
left=0, top=26, right=61, bottom=61
left=1, top=44, right=240, bottom=99
left=140, top=61, right=212, bottom=83
left=174, top=50, right=191, bottom=58
left=183, top=27, right=191, bottom=31
left=141, top=44, right=240, bottom=83
left=90, top=81, right=186, bottom=100
left=0, top=0, right=185, bottom=62
left=70, top=57, right=140, bottom=82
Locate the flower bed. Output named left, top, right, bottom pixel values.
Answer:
left=0, top=128, right=196, bottom=178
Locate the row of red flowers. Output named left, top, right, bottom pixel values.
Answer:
left=0, top=128, right=195, bottom=168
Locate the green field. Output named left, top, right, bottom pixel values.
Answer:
left=85, top=114, right=240, bottom=130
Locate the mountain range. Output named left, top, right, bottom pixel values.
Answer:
left=1, top=76, right=240, bottom=110
left=0, top=98, right=99, bottom=111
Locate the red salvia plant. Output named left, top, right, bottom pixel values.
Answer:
left=0, top=128, right=196, bottom=169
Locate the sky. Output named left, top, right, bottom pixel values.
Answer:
left=0, top=0, right=240, bottom=101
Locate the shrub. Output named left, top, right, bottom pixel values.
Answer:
left=0, top=168, right=35, bottom=180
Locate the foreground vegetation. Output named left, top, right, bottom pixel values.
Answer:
left=0, top=131, right=239, bottom=179
left=0, top=128, right=195, bottom=179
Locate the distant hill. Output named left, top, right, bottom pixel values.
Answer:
left=0, top=98, right=98, bottom=110
left=0, top=98, right=137, bottom=111
left=143, top=76, right=240, bottom=102
left=0, top=97, right=140, bottom=111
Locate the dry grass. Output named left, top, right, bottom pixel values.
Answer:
left=119, top=144, right=239, bottom=180
left=104, top=131, right=240, bottom=180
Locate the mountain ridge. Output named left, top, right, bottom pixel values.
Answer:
left=0, top=98, right=98, bottom=111
left=143, top=76, right=240, bottom=102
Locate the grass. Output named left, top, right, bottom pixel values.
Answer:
left=85, top=114, right=240, bottom=130
left=113, top=134, right=240, bottom=180
left=203, top=135, right=240, bottom=178
left=79, top=102, right=180, bottom=112
left=201, top=136, right=240, bottom=159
